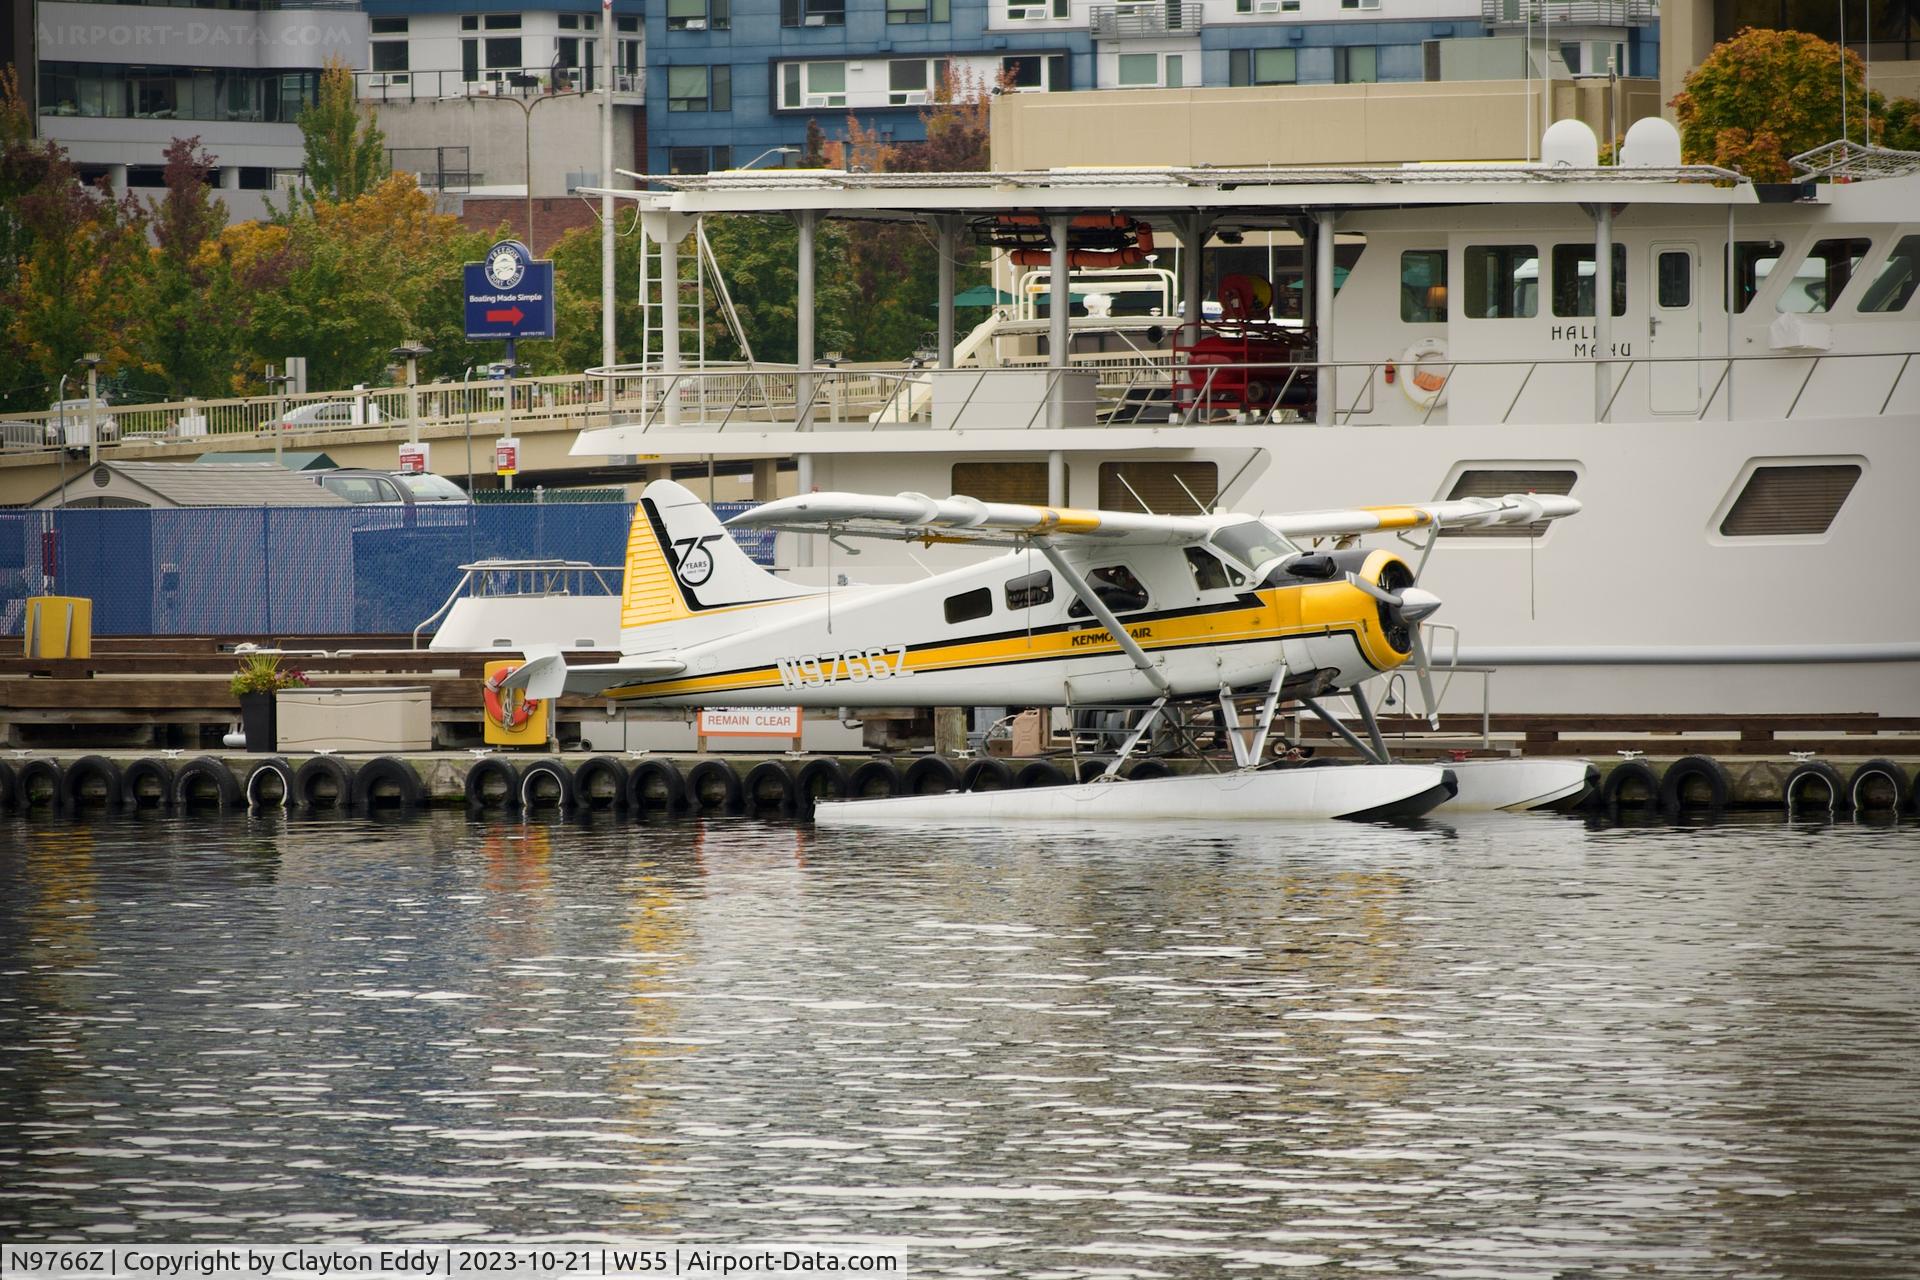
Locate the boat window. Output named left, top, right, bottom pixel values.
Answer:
left=1463, top=244, right=1538, bottom=319
left=1098, top=460, right=1216, bottom=515
left=1778, top=237, right=1870, bottom=314
left=1441, top=468, right=1578, bottom=539
left=1005, top=571, right=1053, bottom=610
left=1731, top=240, right=1785, bottom=313
left=1400, top=250, right=1447, bottom=322
left=1184, top=547, right=1244, bottom=591
left=1857, top=234, right=1920, bottom=313
left=944, top=586, right=993, bottom=625
left=1657, top=251, right=1691, bottom=308
left=953, top=461, right=1050, bottom=504
left=1549, top=243, right=1627, bottom=317
left=1066, top=565, right=1151, bottom=618
left=1210, top=520, right=1293, bottom=572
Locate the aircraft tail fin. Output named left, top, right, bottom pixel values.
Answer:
left=620, top=480, right=812, bottom=637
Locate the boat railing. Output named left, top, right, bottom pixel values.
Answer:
left=412, top=559, right=622, bottom=650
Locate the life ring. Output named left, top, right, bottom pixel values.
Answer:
left=1399, top=338, right=1451, bottom=409
left=483, top=665, right=540, bottom=732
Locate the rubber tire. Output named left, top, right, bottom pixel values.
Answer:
left=123, top=758, right=174, bottom=811
left=174, top=756, right=240, bottom=812
left=848, top=759, right=903, bottom=800
left=1125, top=758, right=1175, bottom=781
left=743, top=760, right=798, bottom=816
left=1015, top=760, right=1072, bottom=789
left=961, top=757, right=1017, bottom=793
left=1659, top=754, right=1730, bottom=816
left=1077, top=757, right=1116, bottom=784
left=353, top=756, right=425, bottom=815
left=62, top=754, right=125, bottom=812
left=0, top=760, right=14, bottom=813
left=627, top=758, right=688, bottom=817
left=244, top=757, right=297, bottom=811
left=904, top=756, right=961, bottom=796
left=1783, top=760, right=1849, bottom=817
left=573, top=756, right=629, bottom=812
left=794, top=758, right=849, bottom=813
left=16, top=758, right=66, bottom=814
left=518, top=757, right=577, bottom=813
left=294, top=756, right=357, bottom=813
left=1599, top=759, right=1659, bottom=811
left=464, top=757, right=521, bottom=813
left=686, top=758, right=743, bottom=815
left=1848, top=758, right=1913, bottom=816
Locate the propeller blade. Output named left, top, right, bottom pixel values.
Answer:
left=1410, top=628, right=1440, bottom=731
left=1344, top=571, right=1402, bottom=608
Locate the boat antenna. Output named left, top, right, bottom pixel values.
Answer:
left=1116, top=472, right=1156, bottom=515
left=1840, top=0, right=1849, bottom=144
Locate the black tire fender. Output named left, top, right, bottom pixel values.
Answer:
left=1848, top=758, right=1914, bottom=815
left=904, top=756, right=961, bottom=795
left=16, top=758, right=65, bottom=813
left=464, top=757, right=521, bottom=813
left=686, top=758, right=742, bottom=815
left=0, top=759, right=14, bottom=813
left=573, top=756, right=629, bottom=811
left=1783, top=760, right=1849, bottom=817
left=794, top=758, right=849, bottom=813
left=518, top=757, right=577, bottom=813
left=1125, top=758, right=1175, bottom=781
left=1599, top=759, right=1659, bottom=811
left=627, top=758, right=688, bottom=816
left=245, top=757, right=296, bottom=811
left=1659, top=754, right=1730, bottom=815
left=123, top=758, right=175, bottom=811
left=62, top=754, right=125, bottom=812
left=294, top=755, right=357, bottom=813
left=961, top=757, right=1017, bottom=793
left=353, top=756, right=425, bottom=815
left=1014, top=760, right=1072, bottom=789
left=848, top=758, right=902, bottom=800
left=1076, top=757, right=1115, bottom=784
left=743, top=760, right=798, bottom=815
left=174, top=755, right=240, bottom=812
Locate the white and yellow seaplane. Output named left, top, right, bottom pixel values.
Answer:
left=504, top=479, right=1588, bottom=823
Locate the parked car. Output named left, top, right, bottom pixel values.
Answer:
left=277, top=400, right=384, bottom=431
left=43, top=398, right=118, bottom=448
left=313, top=468, right=471, bottom=505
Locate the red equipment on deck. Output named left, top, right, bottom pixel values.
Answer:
left=1172, top=274, right=1318, bottom=418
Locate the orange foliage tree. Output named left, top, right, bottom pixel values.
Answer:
left=1672, top=29, right=1875, bottom=180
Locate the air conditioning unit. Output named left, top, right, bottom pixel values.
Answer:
left=803, top=12, right=828, bottom=23
left=1007, top=5, right=1047, bottom=17
left=1255, top=0, right=1282, bottom=11
left=685, top=17, right=708, bottom=29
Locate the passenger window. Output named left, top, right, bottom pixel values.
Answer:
left=1463, top=244, right=1538, bottom=318
left=943, top=587, right=992, bottom=625
left=1858, top=234, right=1920, bottom=313
left=1779, top=237, right=1870, bottom=314
left=1184, top=547, right=1242, bottom=591
left=374, top=478, right=404, bottom=502
left=1550, top=243, right=1627, bottom=317
left=1731, top=240, right=1785, bottom=313
left=329, top=477, right=381, bottom=504
left=1657, top=251, right=1691, bottom=308
left=1400, top=249, right=1447, bottom=322
left=1067, top=565, right=1150, bottom=618
left=1004, top=571, right=1053, bottom=610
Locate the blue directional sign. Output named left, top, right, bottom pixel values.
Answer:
left=464, top=239, right=556, bottom=341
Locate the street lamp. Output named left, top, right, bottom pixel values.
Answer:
left=389, top=340, right=433, bottom=441
left=446, top=89, right=585, bottom=249
left=739, top=146, right=800, bottom=171
left=78, top=352, right=103, bottom=466
left=263, top=366, right=293, bottom=464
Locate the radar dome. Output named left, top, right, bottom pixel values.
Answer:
left=1619, top=117, right=1682, bottom=168
left=1540, top=119, right=1600, bottom=169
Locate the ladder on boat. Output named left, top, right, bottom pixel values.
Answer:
left=638, top=218, right=758, bottom=419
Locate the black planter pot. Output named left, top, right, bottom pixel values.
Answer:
left=239, top=692, right=277, bottom=752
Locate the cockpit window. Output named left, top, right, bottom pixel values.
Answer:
left=1209, top=521, right=1294, bottom=572
left=1184, top=547, right=1244, bottom=591
left=1067, top=564, right=1151, bottom=618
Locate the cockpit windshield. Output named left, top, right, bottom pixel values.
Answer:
left=1209, top=521, right=1295, bottom=573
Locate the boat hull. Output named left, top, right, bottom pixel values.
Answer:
left=1439, top=758, right=1597, bottom=811
left=813, top=763, right=1455, bottom=826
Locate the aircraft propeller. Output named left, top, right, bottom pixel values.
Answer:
left=1346, top=570, right=1443, bottom=730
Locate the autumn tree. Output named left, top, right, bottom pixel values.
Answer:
left=136, top=137, right=235, bottom=398
left=1672, top=29, right=1876, bottom=179
left=294, top=57, right=390, bottom=206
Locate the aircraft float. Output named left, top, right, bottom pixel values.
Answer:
left=504, top=479, right=1588, bottom=823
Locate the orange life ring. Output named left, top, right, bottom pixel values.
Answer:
left=483, top=665, right=539, bottom=731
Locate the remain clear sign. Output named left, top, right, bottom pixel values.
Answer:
left=464, top=239, right=555, bottom=340
left=697, top=707, right=804, bottom=738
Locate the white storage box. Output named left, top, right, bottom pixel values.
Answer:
left=277, top=686, right=432, bottom=752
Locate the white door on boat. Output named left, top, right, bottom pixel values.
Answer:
left=1649, top=243, right=1701, bottom=414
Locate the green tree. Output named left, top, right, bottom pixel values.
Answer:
left=138, top=137, right=234, bottom=398
left=294, top=57, right=390, bottom=206
left=1671, top=28, right=1874, bottom=180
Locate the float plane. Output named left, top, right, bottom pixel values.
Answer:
left=504, top=479, right=1585, bottom=822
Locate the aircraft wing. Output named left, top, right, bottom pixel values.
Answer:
left=726, top=491, right=1214, bottom=547
left=1271, top=494, right=1581, bottom=540
left=496, top=648, right=687, bottom=700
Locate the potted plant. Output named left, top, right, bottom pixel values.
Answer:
left=229, top=653, right=310, bottom=752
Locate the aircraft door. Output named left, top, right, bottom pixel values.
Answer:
left=1649, top=243, right=1701, bottom=413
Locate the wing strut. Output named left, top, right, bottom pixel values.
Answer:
left=1298, top=694, right=1389, bottom=765
left=1033, top=536, right=1171, bottom=695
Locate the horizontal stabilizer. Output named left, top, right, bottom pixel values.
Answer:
left=499, top=649, right=688, bottom=699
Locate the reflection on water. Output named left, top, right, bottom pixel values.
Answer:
left=2, top=812, right=1917, bottom=1276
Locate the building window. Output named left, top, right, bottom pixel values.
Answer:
left=370, top=16, right=408, bottom=34
left=1118, top=53, right=1158, bottom=86
left=619, top=16, right=639, bottom=31
left=1550, top=243, right=1626, bottom=317
left=1229, top=48, right=1297, bottom=86
left=668, top=65, right=730, bottom=111
left=37, top=62, right=321, bottom=125
left=1400, top=249, right=1447, bottom=322
left=560, top=13, right=580, bottom=28
left=1333, top=46, right=1377, bottom=83
left=782, top=0, right=847, bottom=26
left=1340, top=0, right=1381, bottom=8
left=781, top=61, right=845, bottom=108
left=1858, top=234, right=1920, bottom=313
left=669, top=0, right=730, bottom=31
left=461, top=15, right=478, bottom=30
left=888, top=60, right=928, bottom=104
left=1779, top=237, right=1872, bottom=314
left=556, top=37, right=580, bottom=68
left=484, top=38, right=523, bottom=69
left=888, top=0, right=951, bottom=21
left=484, top=14, right=521, bottom=29
left=1463, top=244, right=1538, bottom=319
left=1002, top=55, right=1066, bottom=91
left=669, top=146, right=731, bottom=174
left=371, top=42, right=410, bottom=73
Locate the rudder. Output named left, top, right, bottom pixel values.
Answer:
left=622, top=480, right=810, bottom=632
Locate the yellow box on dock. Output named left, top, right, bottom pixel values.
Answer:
left=483, top=658, right=550, bottom=746
left=23, top=596, right=92, bottom=658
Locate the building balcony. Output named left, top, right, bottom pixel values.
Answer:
left=356, top=67, right=642, bottom=105
left=1480, top=0, right=1656, bottom=27
left=1088, top=2, right=1204, bottom=40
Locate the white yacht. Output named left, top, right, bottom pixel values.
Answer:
left=576, top=126, right=1920, bottom=717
